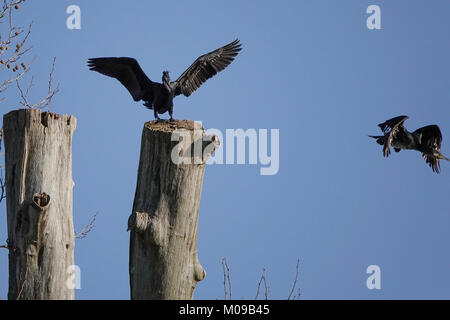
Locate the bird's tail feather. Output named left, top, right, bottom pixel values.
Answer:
left=368, top=135, right=385, bottom=146
left=438, top=153, right=450, bottom=162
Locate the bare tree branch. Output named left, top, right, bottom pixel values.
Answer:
left=0, top=2, right=33, bottom=95
left=16, top=56, right=59, bottom=110
left=75, top=212, right=99, bottom=239
left=1, top=1, right=59, bottom=109
left=262, top=268, right=269, bottom=299
left=222, top=259, right=301, bottom=300
left=287, top=258, right=300, bottom=300
left=254, top=267, right=265, bottom=299
left=221, top=257, right=232, bottom=300
left=0, top=0, right=25, bottom=20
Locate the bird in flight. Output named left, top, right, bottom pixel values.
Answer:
left=87, top=39, right=242, bottom=121
left=369, top=115, right=450, bottom=173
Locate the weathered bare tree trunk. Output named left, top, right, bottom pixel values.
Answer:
left=128, top=120, right=219, bottom=300
left=3, top=108, right=77, bottom=300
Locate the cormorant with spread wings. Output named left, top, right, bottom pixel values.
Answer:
left=87, top=39, right=241, bottom=121
left=369, top=115, right=450, bottom=173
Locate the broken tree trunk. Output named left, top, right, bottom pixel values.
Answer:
left=3, top=108, right=77, bottom=300
left=128, top=120, right=219, bottom=300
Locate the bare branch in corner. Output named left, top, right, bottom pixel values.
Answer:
left=1, top=1, right=59, bottom=110
left=0, top=1, right=33, bottom=97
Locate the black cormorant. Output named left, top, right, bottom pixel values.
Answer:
left=369, top=115, right=449, bottom=173
left=87, top=39, right=242, bottom=120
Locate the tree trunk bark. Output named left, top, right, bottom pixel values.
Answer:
left=3, top=108, right=77, bottom=300
left=128, top=120, right=219, bottom=300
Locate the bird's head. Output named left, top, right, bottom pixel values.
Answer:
left=162, top=71, right=170, bottom=84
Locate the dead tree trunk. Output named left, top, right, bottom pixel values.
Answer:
left=128, top=120, right=219, bottom=300
left=3, top=108, right=77, bottom=300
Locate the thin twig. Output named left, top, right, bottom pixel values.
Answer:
left=221, top=257, right=232, bottom=300
left=0, top=16, right=33, bottom=94
left=222, top=260, right=227, bottom=299
left=254, top=268, right=265, bottom=299
left=287, top=259, right=300, bottom=300
left=262, top=268, right=269, bottom=300
left=16, top=56, right=59, bottom=110
left=0, top=0, right=25, bottom=20
left=294, top=287, right=302, bottom=300
left=75, top=212, right=99, bottom=239
left=1, top=2, right=59, bottom=109
left=254, top=267, right=269, bottom=299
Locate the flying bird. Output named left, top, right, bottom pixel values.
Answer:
left=87, top=39, right=242, bottom=121
left=369, top=115, right=450, bottom=173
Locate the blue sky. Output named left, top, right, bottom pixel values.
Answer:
left=1, top=0, right=450, bottom=299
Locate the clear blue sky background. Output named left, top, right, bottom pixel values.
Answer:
left=1, top=0, right=450, bottom=299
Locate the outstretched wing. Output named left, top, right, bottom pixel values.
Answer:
left=414, top=125, right=443, bottom=173
left=172, top=39, right=242, bottom=97
left=377, top=115, right=409, bottom=157
left=87, top=57, right=153, bottom=102
left=378, top=115, right=409, bottom=134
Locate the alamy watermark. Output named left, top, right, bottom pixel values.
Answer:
left=66, top=264, right=81, bottom=290
left=366, top=5, right=381, bottom=30
left=170, top=122, right=280, bottom=176
left=366, top=265, right=381, bottom=290
left=66, top=5, right=81, bottom=30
